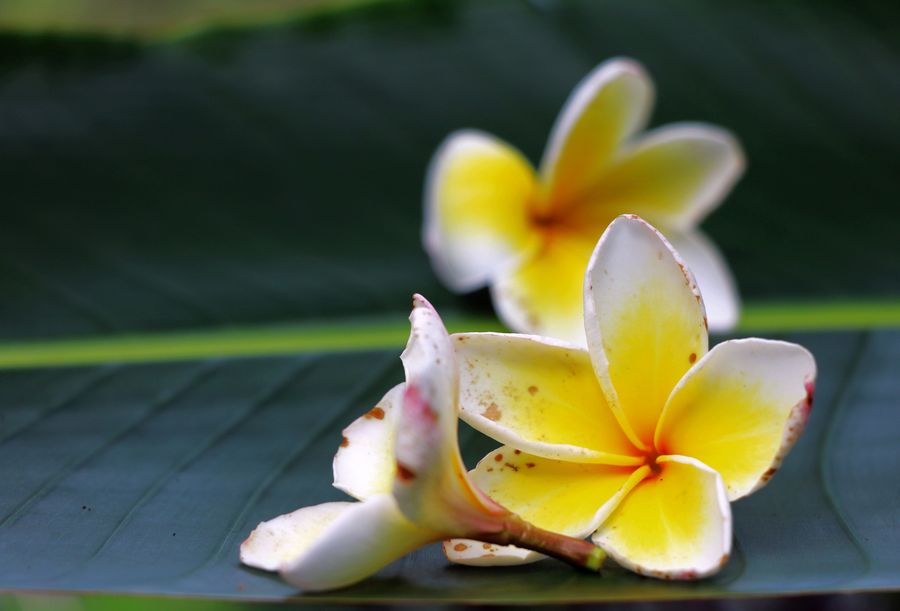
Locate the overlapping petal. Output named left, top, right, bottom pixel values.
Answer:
left=453, top=332, right=641, bottom=464
left=279, top=495, right=438, bottom=592
left=424, top=130, right=540, bottom=291
left=578, top=124, right=744, bottom=231
left=666, top=230, right=739, bottom=332
left=332, top=383, right=404, bottom=500
left=593, top=456, right=731, bottom=580
left=394, top=295, right=505, bottom=535
left=655, top=339, right=817, bottom=500
left=472, top=447, right=649, bottom=542
left=540, top=59, right=654, bottom=215
left=585, top=215, right=708, bottom=449
left=445, top=450, right=648, bottom=567
left=491, top=231, right=597, bottom=346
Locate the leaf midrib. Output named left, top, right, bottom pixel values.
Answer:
left=0, top=299, right=895, bottom=369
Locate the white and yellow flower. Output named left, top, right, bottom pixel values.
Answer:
left=425, top=58, right=744, bottom=346
left=241, top=295, right=604, bottom=591
left=445, top=215, right=815, bottom=579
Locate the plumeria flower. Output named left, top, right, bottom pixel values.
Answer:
left=424, top=58, right=745, bottom=346
left=445, top=215, right=816, bottom=579
left=241, top=295, right=605, bottom=591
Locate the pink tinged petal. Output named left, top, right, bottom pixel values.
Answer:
left=453, top=332, right=642, bottom=464
left=539, top=58, right=654, bottom=215
left=393, top=295, right=506, bottom=535
left=423, top=130, right=541, bottom=292
left=585, top=215, right=709, bottom=451
left=241, top=501, right=354, bottom=572
left=585, top=123, right=745, bottom=231
left=666, top=230, right=740, bottom=332
left=593, top=455, right=732, bottom=580
left=332, top=383, right=404, bottom=501
left=278, top=495, right=437, bottom=592
left=655, top=338, right=817, bottom=501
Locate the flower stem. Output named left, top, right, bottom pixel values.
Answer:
left=477, top=513, right=606, bottom=572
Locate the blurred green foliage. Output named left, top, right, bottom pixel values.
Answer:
left=0, top=0, right=367, bottom=39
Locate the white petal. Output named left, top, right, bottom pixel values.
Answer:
left=279, top=495, right=437, bottom=592
left=241, top=501, right=353, bottom=572
left=667, top=230, right=740, bottom=332
left=443, top=538, right=543, bottom=566
left=332, top=383, right=404, bottom=501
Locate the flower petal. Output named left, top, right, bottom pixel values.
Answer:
left=443, top=538, right=539, bottom=566
left=593, top=455, right=732, bottom=579
left=479, top=447, right=649, bottom=540
left=332, top=383, right=404, bottom=501
left=491, top=231, right=596, bottom=346
left=655, top=338, right=817, bottom=500
left=666, top=230, right=740, bottom=332
left=540, top=58, right=653, bottom=215
left=453, top=332, right=642, bottom=464
left=394, top=295, right=505, bottom=535
left=278, top=495, right=437, bottom=592
left=445, top=450, right=649, bottom=567
left=585, top=215, right=708, bottom=450
left=241, top=501, right=354, bottom=572
left=577, top=124, right=744, bottom=231
left=424, top=130, right=541, bottom=292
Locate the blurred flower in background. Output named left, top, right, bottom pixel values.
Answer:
left=424, top=58, right=744, bottom=346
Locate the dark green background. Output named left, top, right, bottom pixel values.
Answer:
left=0, top=0, right=898, bottom=606
left=0, top=0, right=897, bottom=340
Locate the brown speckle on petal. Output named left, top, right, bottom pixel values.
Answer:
left=528, top=385, right=539, bottom=396
left=396, top=462, right=416, bottom=481
left=494, top=453, right=503, bottom=462
left=688, top=353, right=697, bottom=364
left=365, top=406, right=385, bottom=420
left=526, top=462, right=536, bottom=468
left=483, top=402, right=502, bottom=421
left=340, top=436, right=350, bottom=448
left=453, top=543, right=469, bottom=552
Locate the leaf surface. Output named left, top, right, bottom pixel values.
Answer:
left=0, top=331, right=897, bottom=602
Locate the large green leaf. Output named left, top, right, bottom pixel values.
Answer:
left=0, top=0, right=898, bottom=606
left=0, top=330, right=897, bottom=603
left=0, top=0, right=897, bottom=341
left=0, top=0, right=365, bottom=39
